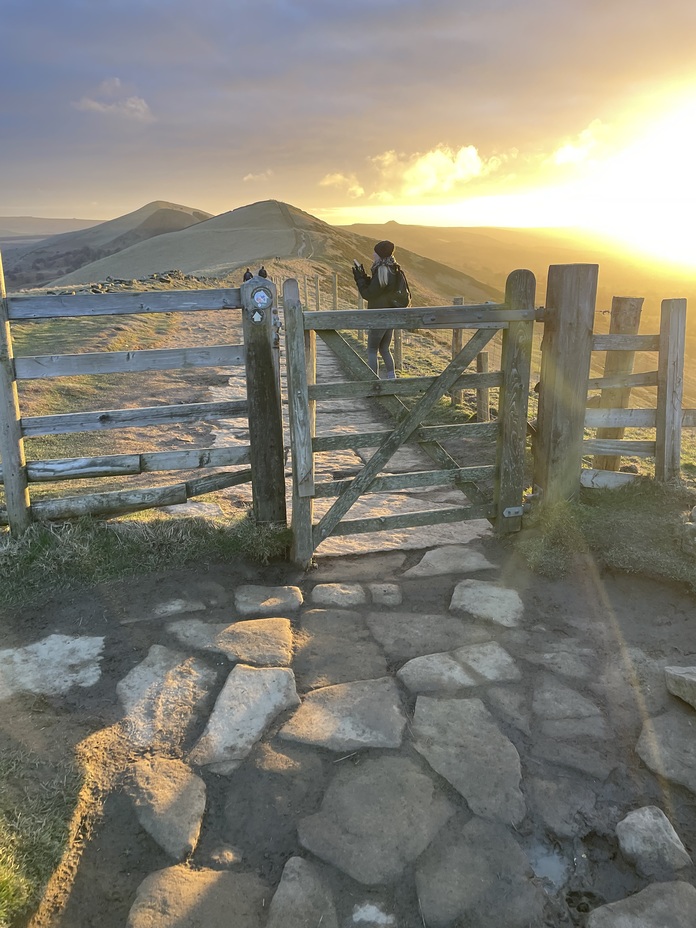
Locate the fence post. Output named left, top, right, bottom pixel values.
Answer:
left=534, top=264, right=598, bottom=505
left=393, top=330, right=403, bottom=373
left=315, top=276, right=320, bottom=311
left=0, top=253, right=31, bottom=535
left=476, top=352, right=490, bottom=421
left=496, top=270, right=535, bottom=532
left=593, top=296, right=644, bottom=471
left=303, top=276, right=309, bottom=309
left=333, top=273, right=339, bottom=311
left=241, top=277, right=286, bottom=525
left=283, top=279, right=315, bottom=566
left=451, top=297, right=464, bottom=406
left=655, top=298, right=686, bottom=481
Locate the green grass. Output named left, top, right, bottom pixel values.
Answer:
left=0, top=513, right=291, bottom=608
left=515, top=480, right=696, bottom=589
left=0, top=751, right=81, bottom=928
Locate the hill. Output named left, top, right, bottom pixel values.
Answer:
left=343, top=221, right=696, bottom=323
left=4, top=201, right=212, bottom=288
left=0, top=216, right=105, bottom=236
left=44, top=200, right=501, bottom=307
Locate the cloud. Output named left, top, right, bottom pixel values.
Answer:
left=320, top=172, right=365, bottom=198
left=72, top=78, right=154, bottom=122
left=550, top=119, right=606, bottom=166
left=243, top=170, right=275, bottom=182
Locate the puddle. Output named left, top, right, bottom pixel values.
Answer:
left=525, top=839, right=570, bottom=888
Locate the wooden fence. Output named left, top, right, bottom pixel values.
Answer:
left=0, top=259, right=286, bottom=536
left=531, top=264, right=693, bottom=503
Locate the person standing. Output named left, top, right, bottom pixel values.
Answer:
left=258, top=265, right=268, bottom=278
left=243, top=268, right=253, bottom=281
left=351, top=240, right=408, bottom=379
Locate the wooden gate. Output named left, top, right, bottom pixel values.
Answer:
left=284, top=269, right=536, bottom=566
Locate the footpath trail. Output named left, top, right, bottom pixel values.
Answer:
left=7, top=539, right=696, bottom=928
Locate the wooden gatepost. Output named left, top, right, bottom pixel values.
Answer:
left=534, top=264, right=598, bottom=504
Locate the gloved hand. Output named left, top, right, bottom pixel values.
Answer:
left=352, top=263, right=366, bottom=281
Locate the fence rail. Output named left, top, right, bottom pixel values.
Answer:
left=0, top=263, right=285, bottom=534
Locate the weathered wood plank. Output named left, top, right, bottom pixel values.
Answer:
left=584, top=408, right=656, bottom=428
left=14, top=344, right=245, bottom=379
left=327, top=505, right=494, bottom=537
left=30, top=483, right=189, bottom=520
left=582, top=438, right=655, bottom=455
left=309, top=371, right=502, bottom=401
left=683, top=409, right=696, bottom=427
left=591, top=333, right=660, bottom=351
left=593, top=297, right=644, bottom=471
left=495, top=270, right=535, bottom=531
left=580, top=468, right=640, bottom=489
left=3, top=445, right=251, bottom=483
left=8, top=289, right=241, bottom=320
left=535, top=264, right=598, bottom=504
left=451, top=327, right=464, bottom=406
left=476, top=352, right=490, bottom=422
left=313, top=466, right=496, bottom=498
left=655, top=298, right=686, bottom=481
left=185, top=469, right=252, bottom=497
left=312, top=421, right=499, bottom=453
left=284, top=279, right=315, bottom=565
left=241, top=278, right=286, bottom=524
left=304, top=304, right=530, bottom=331
left=22, top=400, right=249, bottom=436
left=0, top=254, right=32, bottom=533
left=587, top=370, right=658, bottom=390
left=313, top=327, right=497, bottom=545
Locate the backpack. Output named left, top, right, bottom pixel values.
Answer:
left=390, top=268, right=411, bottom=307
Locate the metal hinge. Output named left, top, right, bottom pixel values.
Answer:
left=503, top=506, right=524, bottom=518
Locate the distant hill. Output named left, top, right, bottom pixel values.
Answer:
left=344, top=221, right=696, bottom=323
left=0, top=216, right=105, bottom=236
left=4, top=201, right=212, bottom=288
left=45, top=200, right=501, bottom=308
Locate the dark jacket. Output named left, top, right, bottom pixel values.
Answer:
left=243, top=269, right=253, bottom=281
left=258, top=266, right=268, bottom=278
left=353, top=263, right=404, bottom=309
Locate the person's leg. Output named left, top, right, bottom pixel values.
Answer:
left=379, top=329, right=395, bottom=378
left=367, top=329, right=385, bottom=374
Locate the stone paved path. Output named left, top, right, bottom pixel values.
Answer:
left=3, top=545, right=696, bottom=926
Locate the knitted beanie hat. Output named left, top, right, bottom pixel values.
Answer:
left=373, top=240, right=395, bottom=259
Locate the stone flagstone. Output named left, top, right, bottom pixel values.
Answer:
left=298, top=755, right=456, bottom=885
left=524, top=640, right=594, bottom=679
left=125, top=757, right=206, bottom=861
left=117, top=645, right=217, bottom=750
left=412, top=696, right=526, bottom=825
left=126, top=866, right=268, bottom=928
left=586, top=881, right=696, bottom=927
left=310, top=582, right=367, bottom=607
left=453, top=641, right=521, bottom=682
left=533, top=675, right=607, bottom=739
left=189, top=665, right=300, bottom=775
left=265, top=857, right=338, bottom=928
left=449, top=579, right=524, bottom=627
left=234, top=585, right=303, bottom=616
left=0, top=633, right=105, bottom=701
left=365, top=611, right=490, bottom=662
left=402, top=545, right=496, bottom=577
left=279, top=677, right=406, bottom=750
left=153, top=598, right=206, bottom=618
left=664, top=665, right=696, bottom=710
left=397, top=652, right=477, bottom=695
left=636, top=711, right=696, bottom=794
left=168, top=617, right=293, bottom=666
left=415, top=816, right=545, bottom=928
left=293, top=609, right=388, bottom=689
left=527, top=775, right=597, bottom=838
left=616, top=806, right=692, bottom=876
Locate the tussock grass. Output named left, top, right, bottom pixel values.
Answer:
left=0, top=750, right=81, bottom=928
left=0, top=513, right=291, bottom=608
left=517, top=480, right=696, bottom=589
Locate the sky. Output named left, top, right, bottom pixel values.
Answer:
left=3, top=0, right=696, bottom=267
